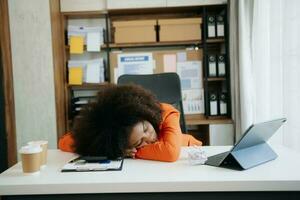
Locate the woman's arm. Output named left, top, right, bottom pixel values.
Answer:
left=58, top=132, right=75, bottom=152
left=181, top=134, right=202, bottom=146
left=135, top=109, right=182, bottom=162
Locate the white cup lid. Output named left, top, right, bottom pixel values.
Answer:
left=19, top=145, right=42, bottom=154
left=28, top=140, right=48, bottom=145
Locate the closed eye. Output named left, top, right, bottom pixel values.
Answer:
left=143, top=121, right=148, bottom=132
left=136, top=141, right=143, bottom=148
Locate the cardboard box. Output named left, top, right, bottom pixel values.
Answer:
left=158, top=18, right=202, bottom=42
left=113, top=20, right=157, bottom=44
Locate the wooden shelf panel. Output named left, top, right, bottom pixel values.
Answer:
left=65, top=39, right=223, bottom=51
left=107, top=40, right=202, bottom=48
left=206, top=38, right=225, bottom=43
left=185, top=114, right=233, bottom=125
left=206, top=77, right=226, bottom=81
left=68, top=82, right=109, bottom=90
left=62, top=11, right=107, bottom=18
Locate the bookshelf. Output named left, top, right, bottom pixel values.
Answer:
left=56, top=4, right=231, bottom=145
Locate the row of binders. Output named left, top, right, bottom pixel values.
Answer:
left=207, top=14, right=225, bottom=38
left=68, top=59, right=105, bottom=85
left=208, top=92, right=228, bottom=116
left=68, top=25, right=105, bottom=54
left=207, top=54, right=226, bottom=77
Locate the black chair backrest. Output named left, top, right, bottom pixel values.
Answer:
left=117, top=73, right=187, bottom=133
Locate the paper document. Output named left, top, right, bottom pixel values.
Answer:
left=182, top=89, right=204, bottom=114
left=87, top=32, right=101, bottom=52
left=86, top=62, right=101, bottom=83
left=117, top=53, right=153, bottom=80
left=177, top=52, right=187, bottom=62
left=177, top=61, right=204, bottom=114
left=163, top=54, right=177, bottom=72
left=177, top=61, right=203, bottom=89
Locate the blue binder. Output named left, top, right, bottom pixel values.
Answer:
left=205, top=118, right=287, bottom=170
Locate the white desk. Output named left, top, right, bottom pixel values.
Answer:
left=0, top=146, right=300, bottom=200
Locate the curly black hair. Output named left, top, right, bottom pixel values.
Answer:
left=71, top=84, right=162, bottom=159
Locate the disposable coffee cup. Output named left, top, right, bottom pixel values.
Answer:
left=19, top=145, right=42, bottom=174
left=28, top=140, right=48, bottom=167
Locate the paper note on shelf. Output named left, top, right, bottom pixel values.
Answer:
left=163, top=54, right=177, bottom=72
left=177, top=61, right=204, bottom=114
left=117, top=53, right=153, bottom=79
left=70, top=36, right=84, bottom=54
left=69, top=67, right=83, bottom=85
left=177, top=52, right=187, bottom=62
left=182, top=89, right=204, bottom=114
left=87, top=32, right=101, bottom=52
left=177, top=61, right=203, bottom=89
left=86, top=62, right=100, bottom=83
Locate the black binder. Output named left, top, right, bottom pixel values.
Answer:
left=205, top=118, right=287, bottom=170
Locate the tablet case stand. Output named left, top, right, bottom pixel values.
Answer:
left=220, top=142, right=277, bottom=170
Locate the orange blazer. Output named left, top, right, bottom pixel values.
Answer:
left=58, top=103, right=202, bottom=162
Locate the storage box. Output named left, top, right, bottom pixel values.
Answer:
left=158, top=18, right=202, bottom=42
left=113, top=20, right=157, bottom=44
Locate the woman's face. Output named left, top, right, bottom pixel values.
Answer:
left=128, top=121, right=158, bottom=150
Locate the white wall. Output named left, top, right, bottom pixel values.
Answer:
left=8, top=0, right=57, bottom=154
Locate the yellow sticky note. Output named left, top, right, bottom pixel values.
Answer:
left=70, top=36, right=84, bottom=54
left=69, top=67, right=83, bottom=85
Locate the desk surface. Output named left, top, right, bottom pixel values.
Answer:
left=0, top=146, right=300, bottom=195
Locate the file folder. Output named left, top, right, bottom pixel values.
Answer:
left=69, top=67, right=83, bottom=85
left=216, top=15, right=225, bottom=37
left=207, top=15, right=216, bottom=38
left=209, top=92, right=218, bottom=116
left=70, top=36, right=84, bottom=54
left=208, top=55, right=217, bottom=77
left=217, top=54, right=226, bottom=77
left=219, top=92, right=227, bottom=115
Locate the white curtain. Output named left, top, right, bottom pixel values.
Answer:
left=230, top=0, right=300, bottom=151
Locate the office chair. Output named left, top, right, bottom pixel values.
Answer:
left=117, top=73, right=187, bottom=133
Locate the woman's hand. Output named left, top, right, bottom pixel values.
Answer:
left=124, top=148, right=137, bottom=158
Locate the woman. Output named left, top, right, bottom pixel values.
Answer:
left=59, top=84, right=202, bottom=162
